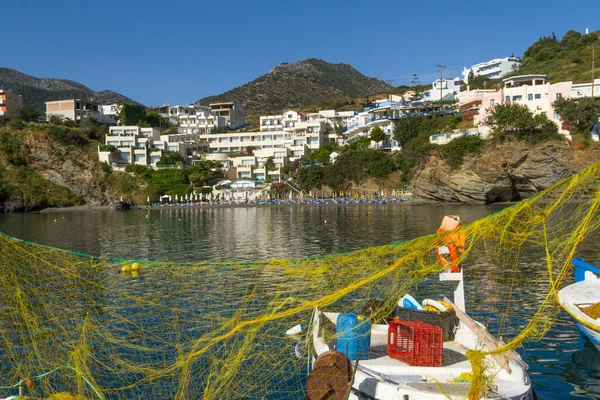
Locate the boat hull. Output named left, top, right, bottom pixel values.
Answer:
left=576, top=322, right=600, bottom=353
left=558, top=258, right=600, bottom=351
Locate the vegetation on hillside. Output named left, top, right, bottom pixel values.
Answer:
left=513, top=30, right=600, bottom=83
left=124, top=160, right=224, bottom=200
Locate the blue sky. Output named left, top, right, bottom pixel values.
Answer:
left=2, top=0, right=597, bottom=106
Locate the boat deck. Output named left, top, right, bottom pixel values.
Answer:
left=559, top=279, right=600, bottom=329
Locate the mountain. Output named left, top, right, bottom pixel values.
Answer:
left=0, top=67, right=143, bottom=111
left=196, top=58, right=392, bottom=116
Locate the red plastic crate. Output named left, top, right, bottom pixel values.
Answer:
left=387, top=318, right=443, bottom=366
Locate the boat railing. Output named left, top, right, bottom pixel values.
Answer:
left=573, top=258, right=600, bottom=282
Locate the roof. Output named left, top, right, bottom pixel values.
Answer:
left=502, top=74, right=547, bottom=82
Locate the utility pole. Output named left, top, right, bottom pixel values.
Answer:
left=437, top=64, right=446, bottom=102
left=592, top=46, right=596, bottom=98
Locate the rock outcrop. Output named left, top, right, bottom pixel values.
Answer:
left=412, top=141, right=599, bottom=204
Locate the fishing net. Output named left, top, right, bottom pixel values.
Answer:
left=0, top=161, right=600, bottom=400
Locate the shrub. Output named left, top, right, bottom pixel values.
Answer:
left=99, top=144, right=116, bottom=153
left=0, top=132, right=27, bottom=166
left=442, top=135, right=484, bottom=169
left=48, top=125, right=88, bottom=147
left=118, top=174, right=138, bottom=194
left=7, top=119, right=25, bottom=130
left=125, top=164, right=152, bottom=178
left=100, top=162, right=112, bottom=173
left=48, top=114, right=65, bottom=125
left=156, top=151, right=184, bottom=166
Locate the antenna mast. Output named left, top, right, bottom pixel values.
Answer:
left=437, top=64, right=447, bottom=102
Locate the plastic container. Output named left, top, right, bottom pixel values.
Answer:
left=387, top=318, right=443, bottom=366
left=336, top=313, right=371, bottom=360
left=399, top=294, right=424, bottom=310
left=395, top=306, right=459, bottom=341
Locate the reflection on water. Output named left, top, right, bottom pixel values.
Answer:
left=0, top=203, right=599, bottom=398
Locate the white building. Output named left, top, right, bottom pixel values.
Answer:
left=97, top=104, right=120, bottom=125
left=98, top=126, right=209, bottom=170
left=462, top=56, right=521, bottom=83
left=429, top=128, right=490, bottom=145
left=209, top=102, right=245, bottom=129
left=260, top=110, right=307, bottom=131
left=571, top=79, right=600, bottom=99
left=422, top=78, right=464, bottom=102
left=231, top=147, right=293, bottom=182
left=179, top=113, right=226, bottom=135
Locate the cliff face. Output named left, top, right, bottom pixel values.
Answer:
left=0, top=128, right=124, bottom=212
left=411, top=141, right=599, bottom=204
left=23, top=133, right=114, bottom=205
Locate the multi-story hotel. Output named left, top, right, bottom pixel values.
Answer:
left=473, top=75, right=572, bottom=136
left=462, top=56, right=521, bottom=83
left=98, top=126, right=210, bottom=170
left=0, top=90, right=24, bottom=119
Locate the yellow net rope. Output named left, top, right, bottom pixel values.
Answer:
left=0, top=161, right=600, bottom=399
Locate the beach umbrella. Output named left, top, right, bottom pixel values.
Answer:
left=392, top=189, right=396, bottom=197
left=120, top=196, right=123, bottom=202
left=147, top=196, right=150, bottom=203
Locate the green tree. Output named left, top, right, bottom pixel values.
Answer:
left=487, top=103, right=538, bottom=138
left=346, top=136, right=371, bottom=151
left=19, top=106, right=40, bottom=122
left=157, top=151, right=185, bottom=166
left=118, top=104, right=147, bottom=126
left=165, top=124, right=179, bottom=135
left=370, top=125, right=385, bottom=148
left=553, top=97, right=600, bottom=135
left=294, top=165, right=324, bottom=192
left=186, top=159, right=224, bottom=187
left=393, top=115, right=422, bottom=149
left=313, top=147, right=332, bottom=164
left=487, top=103, right=561, bottom=142
left=264, top=156, right=276, bottom=171
left=145, top=111, right=162, bottom=128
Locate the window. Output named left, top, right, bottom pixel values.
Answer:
left=556, top=93, right=562, bottom=99
left=505, top=96, right=510, bottom=102
left=528, top=94, right=533, bottom=101
left=512, top=95, right=522, bottom=101
left=490, top=99, right=495, bottom=107
left=535, top=94, right=541, bottom=100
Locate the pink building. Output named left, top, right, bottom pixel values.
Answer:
left=474, top=75, right=572, bottom=137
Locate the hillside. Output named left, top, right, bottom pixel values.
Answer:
left=0, top=68, right=143, bottom=112
left=197, top=58, right=392, bottom=116
left=513, top=29, right=600, bottom=83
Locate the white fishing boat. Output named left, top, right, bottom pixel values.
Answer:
left=558, top=258, right=600, bottom=352
left=295, top=216, right=534, bottom=400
